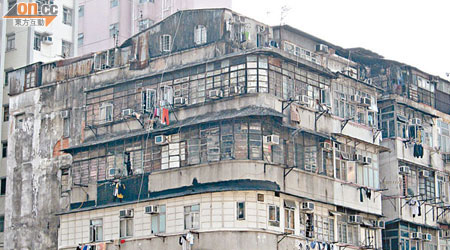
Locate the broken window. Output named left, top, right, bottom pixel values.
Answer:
left=160, top=34, right=171, bottom=52
left=194, top=25, right=207, bottom=45
left=100, top=103, right=113, bottom=123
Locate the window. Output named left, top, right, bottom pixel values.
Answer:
left=78, top=5, right=84, bottom=17
left=89, top=219, right=103, bottom=242
left=6, top=34, right=15, bottom=51
left=237, top=202, right=245, bottom=220
left=109, top=23, right=119, bottom=38
left=34, top=33, right=41, bottom=51
left=438, top=120, right=450, bottom=153
left=284, top=200, right=295, bottom=233
left=0, top=178, right=6, bottom=196
left=138, top=19, right=153, bottom=31
left=63, top=7, right=73, bottom=26
left=25, top=71, right=36, bottom=89
left=63, top=115, right=70, bottom=138
left=268, top=205, right=280, bottom=227
left=419, top=171, right=435, bottom=200
left=16, top=114, right=24, bottom=129
left=61, top=40, right=73, bottom=58
left=160, top=34, right=171, bottom=52
left=151, top=205, right=166, bottom=234
left=120, top=218, right=133, bottom=238
left=0, top=215, right=4, bottom=233
left=139, top=0, right=154, bottom=2
left=100, top=103, right=113, bottom=123
left=3, top=105, right=9, bottom=122
left=194, top=25, right=207, bottom=45
left=110, top=0, right=118, bottom=7
left=184, top=204, right=200, bottom=230
left=2, top=142, right=7, bottom=158
left=78, top=33, right=84, bottom=47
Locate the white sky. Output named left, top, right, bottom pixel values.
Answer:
left=233, top=0, right=450, bottom=79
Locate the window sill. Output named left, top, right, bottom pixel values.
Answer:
left=6, top=48, right=16, bottom=53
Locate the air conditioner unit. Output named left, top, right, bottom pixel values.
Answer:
left=422, top=233, right=432, bottom=242
left=119, top=209, right=134, bottom=218
left=145, top=205, right=159, bottom=214
left=155, top=135, right=167, bottom=145
left=411, top=118, right=422, bottom=126
left=301, top=202, right=315, bottom=211
left=297, top=95, right=312, bottom=106
left=230, top=86, right=243, bottom=95
left=322, top=142, right=332, bottom=152
left=42, top=36, right=53, bottom=44
left=419, top=170, right=430, bottom=178
left=209, top=89, right=223, bottom=99
left=341, top=152, right=349, bottom=160
left=108, top=167, right=122, bottom=178
left=356, top=154, right=364, bottom=163
left=263, top=135, right=280, bottom=145
left=362, top=156, right=371, bottom=165
left=256, top=25, right=265, bottom=33
left=360, top=97, right=371, bottom=106
left=377, top=220, right=385, bottom=229
left=399, top=166, right=411, bottom=175
left=348, top=215, right=362, bottom=224
left=60, top=110, right=69, bottom=119
left=174, top=97, right=186, bottom=106
left=122, top=109, right=133, bottom=117
left=411, top=232, right=423, bottom=240
left=315, top=44, right=329, bottom=53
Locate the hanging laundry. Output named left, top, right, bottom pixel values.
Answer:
left=417, top=201, right=422, bottom=216
left=409, top=199, right=419, bottom=217
left=310, top=241, right=317, bottom=249
left=162, top=108, right=170, bottom=125
left=360, top=188, right=364, bottom=202
left=366, top=188, right=372, bottom=200
left=113, top=182, right=126, bottom=201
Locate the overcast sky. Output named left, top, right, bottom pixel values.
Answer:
left=233, top=0, right=450, bottom=79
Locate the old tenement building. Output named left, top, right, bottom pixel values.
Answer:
left=4, top=8, right=450, bottom=250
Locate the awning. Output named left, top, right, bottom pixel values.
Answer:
left=332, top=133, right=390, bottom=153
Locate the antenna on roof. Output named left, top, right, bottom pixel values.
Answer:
left=280, top=5, right=290, bottom=25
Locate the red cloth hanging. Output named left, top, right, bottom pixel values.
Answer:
left=162, top=108, right=170, bottom=125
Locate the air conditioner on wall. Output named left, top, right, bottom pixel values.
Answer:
left=174, top=97, right=186, bottom=106
left=315, top=44, right=329, bottom=53
left=119, top=209, right=134, bottom=218
left=263, top=135, right=280, bottom=145
left=209, top=89, right=223, bottom=99
left=122, top=109, right=133, bottom=117
left=297, top=95, right=312, bottom=106
left=145, top=205, right=159, bottom=214
left=301, top=202, right=315, bottom=211
left=155, top=135, right=167, bottom=145
left=377, top=220, right=385, bottom=229
left=419, top=170, right=430, bottom=178
left=411, top=118, right=422, bottom=126
left=411, top=232, right=423, bottom=240
left=348, top=215, right=362, bottom=224
left=399, top=166, right=411, bottom=175
left=422, top=233, right=432, bottom=242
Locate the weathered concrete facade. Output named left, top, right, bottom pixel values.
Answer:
left=5, top=8, right=450, bottom=250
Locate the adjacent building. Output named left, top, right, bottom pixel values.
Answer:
left=77, top=0, right=232, bottom=55
left=0, top=0, right=78, bottom=248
